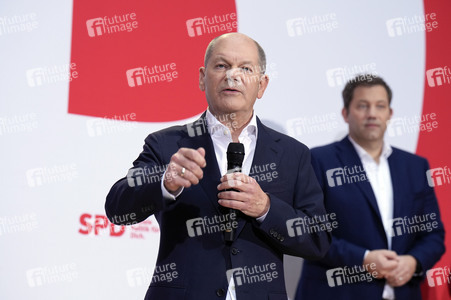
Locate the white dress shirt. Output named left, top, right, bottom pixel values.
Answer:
left=161, top=109, right=267, bottom=300
left=348, top=136, right=395, bottom=299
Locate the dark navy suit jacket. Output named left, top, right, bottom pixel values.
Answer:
left=296, top=137, right=445, bottom=300
left=106, top=114, right=331, bottom=300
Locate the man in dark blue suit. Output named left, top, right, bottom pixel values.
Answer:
left=106, top=33, right=331, bottom=300
left=296, top=75, right=445, bottom=300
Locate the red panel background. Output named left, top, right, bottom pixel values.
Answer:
left=419, top=0, right=451, bottom=299
left=68, top=0, right=237, bottom=122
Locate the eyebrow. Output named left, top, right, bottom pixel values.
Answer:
left=212, top=55, right=255, bottom=66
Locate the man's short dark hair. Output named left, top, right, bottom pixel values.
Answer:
left=204, top=35, right=267, bottom=74
left=342, top=74, right=392, bottom=110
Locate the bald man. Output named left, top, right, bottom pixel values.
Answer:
left=106, top=33, right=331, bottom=300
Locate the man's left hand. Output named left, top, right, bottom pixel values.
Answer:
left=385, top=255, right=417, bottom=287
left=217, top=172, right=270, bottom=218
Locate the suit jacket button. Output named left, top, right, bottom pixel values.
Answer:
left=270, top=229, right=274, bottom=234
left=231, top=247, right=239, bottom=255
left=280, top=236, right=285, bottom=242
left=216, top=288, right=225, bottom=296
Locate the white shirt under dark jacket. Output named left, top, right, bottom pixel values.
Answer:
left=348, top=136, right=395, bottom=300
left=161, top=110, right=269, bottom=300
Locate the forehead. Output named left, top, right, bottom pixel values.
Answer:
left=352, top=85, right=389, bottom=102
left=209, top=37, right=259, bottom=64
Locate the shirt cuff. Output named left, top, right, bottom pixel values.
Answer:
left=256, top=205, right=270, bottom=223
left=363, top=250, right=370, bottom=263
left=161, top=172, right=183, bottom=200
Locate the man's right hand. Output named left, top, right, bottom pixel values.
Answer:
left=363, top=249, right=399, bottom=279
left=164, top=147, right=206, bottom=193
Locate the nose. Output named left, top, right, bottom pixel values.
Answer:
left=367, top=105, right=377, bottom=118
left=225, top=68, right=243, bottom=88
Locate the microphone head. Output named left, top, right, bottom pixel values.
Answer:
left=227, top=143, right=245, bottom=171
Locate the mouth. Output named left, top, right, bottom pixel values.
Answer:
left=222, top=88, right=241, bottom=94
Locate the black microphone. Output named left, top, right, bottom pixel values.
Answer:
left=224, top=142, right=245, bottom=242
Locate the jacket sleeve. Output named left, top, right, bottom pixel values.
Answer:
left=105, top=133, right=171, bottom=225
left=309, top=151, right=369, bottom=267
left=405, top=158, right=445, bottom=275
left=255, top=145, right=332, bottom=260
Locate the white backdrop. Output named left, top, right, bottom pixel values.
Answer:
left=1, top=0, right=428, bottom=299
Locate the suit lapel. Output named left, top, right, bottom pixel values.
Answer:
left=388, top=150, right=404, bottom=251
left=336, top=137, right=383, bottom=223
left=233, top=118, right=283, bottom=240
left=178, top=113, right=223, bottom=215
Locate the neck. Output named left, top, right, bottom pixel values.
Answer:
left=209, top=108, right=253, bottom=142
left=350, top=135, right=383, bottom=163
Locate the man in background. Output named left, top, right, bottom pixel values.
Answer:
left=106, top=33, right=331, bottom=300
left=296, top=75, right=445, bottom=300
